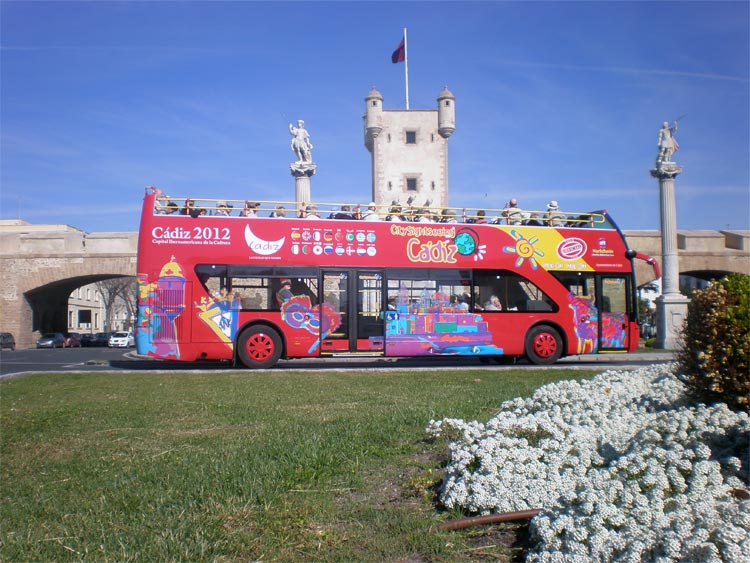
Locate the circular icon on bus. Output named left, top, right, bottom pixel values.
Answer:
left=454, top=231, right=476, bottom=256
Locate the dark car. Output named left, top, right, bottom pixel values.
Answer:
left=93, top=332, right=112, bottom=347
left=37, top=332, right=66, bottom=349
left=80, top=333, right=96, bottom=347
left=0, top=332, right=15, bottom=351
left=64, top=333, right=82, bottom=348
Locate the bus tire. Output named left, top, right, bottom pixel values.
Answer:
left=525, top=325, right=562, bottom=365
left=237, top=325, right=282, bottom=369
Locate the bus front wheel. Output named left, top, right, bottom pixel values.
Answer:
left=237, top=326, right=282, bottom=369
left=525, top=325, right=562, bottom=365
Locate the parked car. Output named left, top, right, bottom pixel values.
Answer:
left=64, top=333, right=82, bottom=347
left=108, top=331, right=134, bottom=348
left=37, top=332, right=66, bottom=349
left=80, top=333, right=96, bottom=347
left=93, top=332, right=112, bottom=347
left=0, top=332, right=16, bottom=351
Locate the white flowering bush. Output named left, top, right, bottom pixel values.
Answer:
left=427, top=364, right=750, bottom=562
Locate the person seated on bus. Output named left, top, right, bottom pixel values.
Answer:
left=270, top=205, right=286, bottom=218
left=241, top=201, right=260, bottom=217
left=189, top=206, right=207, bottom=218
left=546, top=200, right=565, bottom=227
left=483, top=295, right=503, bottom=311
left=305, top=204, right=321, bottom=219
left=502, top=198, right=525, bottom=225
left=386, top=202, right=406, bottom=222
left=213, top=201, right=233, bottom=216
left=415, top=208, right=434, bottom=223
left=471, top=210, right=488, bottom=224
left=451, top=294, right=469, bottom=312
left=361, top=202, right=380, bottom=221
left=181, top=198, right=195, bottom=215
left=332, top=205, right=355, bottom=220
left=525, top=212, right=544, bottom=226
left=275, top=278, right=293, bottom=308
left=441, top=209, right=458, bottom=223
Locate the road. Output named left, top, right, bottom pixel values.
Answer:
left=0, top=347, right=674, bottom=379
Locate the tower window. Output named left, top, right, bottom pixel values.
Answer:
left=405, top=131, right=417, bottom=144
left=372, top=101, right=378, bottom=107
left=406, top=178, right=418, bottom=191
left=445, top=100, right=451, bottom=107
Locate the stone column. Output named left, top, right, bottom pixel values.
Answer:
left=650, top=161, right=689, bottom=349
left=290, top=162, right=317, bottom=214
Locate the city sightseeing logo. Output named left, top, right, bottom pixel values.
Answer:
left=244, top=225, right=285, bottom=256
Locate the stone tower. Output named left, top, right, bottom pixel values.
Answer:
left=364, top=86, right=455, bottom=208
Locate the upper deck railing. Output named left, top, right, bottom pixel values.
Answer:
left=146, top=187, right=613, bottom=229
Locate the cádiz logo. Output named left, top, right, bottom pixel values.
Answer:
left=557, top=237, right=587, bottom=260
left=244, top=225, right=285, bottom=256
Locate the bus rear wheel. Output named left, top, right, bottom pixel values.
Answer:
left=525, top=325, right=562, bottom=365
left=237, top=325, right=282, bottom=369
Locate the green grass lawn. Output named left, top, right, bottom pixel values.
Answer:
left=1, top=368, right=593, bottom=562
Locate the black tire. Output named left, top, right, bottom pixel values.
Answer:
left=237, top=325, right=282, bottom=369
left=525, top=325, right=563, bottom=365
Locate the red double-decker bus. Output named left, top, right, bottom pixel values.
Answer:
left=136, top=188, right=655, bottom=368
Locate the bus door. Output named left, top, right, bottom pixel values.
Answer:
left=597, top=275, right=631, bottom=351
left=320, top=270, right=385, bottom=354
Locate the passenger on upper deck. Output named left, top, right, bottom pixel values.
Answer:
left=525, top=212, right=544, bottom=226
left=502, top=198, right=525, bottom=225
left=473, top=210, right=488, bottom=224
left=546, top=200, right=565, bottom=227
left=305, top=205, right=321, bottom=219
left=270, top=206, right=286, bottom=218
left=441, top=209, right=458, bottom=223
left=361, top=202, right=380, bottom=221
left=181, top=198, right=195, bottom=215
left=213, top=201, right=233, bottom=216
left=241, top=201, right=260, bottom=218
left=415, top=209, right=434, bottom=223
left=386, top=203, right=406, bottom=222
left=332, top=205, right=355, bottom=220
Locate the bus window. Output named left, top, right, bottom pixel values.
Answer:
left=387, top=268, right=471, bottom=313
left=551, top=272, right=596, bottom=300
left=195, top=264, right=227, bottom=296
left=474, top=270, right=556, bottom=312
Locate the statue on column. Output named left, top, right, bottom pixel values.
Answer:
left=656, top=121, right=679, bottom=168
left=289, top=119, right=313, bottom=163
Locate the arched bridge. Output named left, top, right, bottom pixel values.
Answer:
left=1, top=220, right=747, bottom=349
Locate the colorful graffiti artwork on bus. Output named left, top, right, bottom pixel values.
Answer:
left=136, top=256, right=186, bottom=359
left=601, top=312, right=627, bottom=348
left=279, top=295, right=342, bottom=353
left=195, top=290, right=241, bottom=348
left=568, top=293, right=598, bottom=354
left=385, top=287, right=503, bottom=356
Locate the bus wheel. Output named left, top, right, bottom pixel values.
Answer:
left=525, top=326, right=562, bottom=365
left=237, top=326, right=282, bottom=369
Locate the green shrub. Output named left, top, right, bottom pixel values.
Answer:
left=676, top=274, right=750, bottom=411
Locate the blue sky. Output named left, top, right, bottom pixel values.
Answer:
left=1, top=1, right=748, bottom=233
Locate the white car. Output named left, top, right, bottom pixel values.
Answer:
left=108, top=331, right=135, bottom=348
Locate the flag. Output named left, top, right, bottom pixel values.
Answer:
left=391, top=37, right=405, bottom=64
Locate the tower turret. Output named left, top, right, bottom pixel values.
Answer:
left=364, top=87, right=384, bottom=151
left=437, top=86, right=455, bottom=139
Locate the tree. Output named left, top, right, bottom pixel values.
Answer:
left=95, top=277, right=136, bottom=332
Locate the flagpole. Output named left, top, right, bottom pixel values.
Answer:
left=403, top=27, right=410, bottom=110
